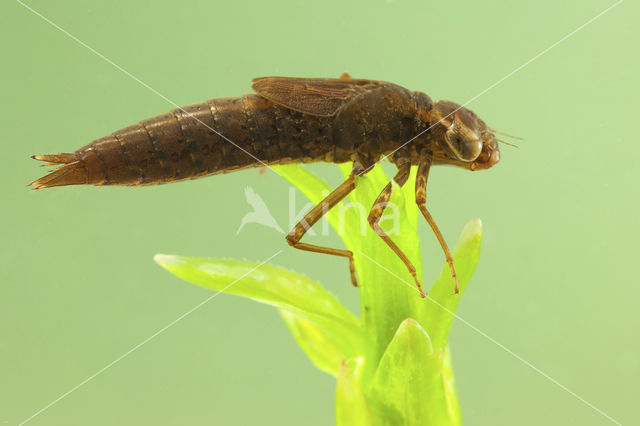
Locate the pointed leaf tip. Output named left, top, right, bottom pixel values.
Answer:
left=417, top=218, right=484, bottom=351
left=369, top=318, right=451, bottom=425
left=155, top=256, right=363, bottom=376
left=457, top=218, right=482, bottom=247
left=154, top=254, right=182, bottom=269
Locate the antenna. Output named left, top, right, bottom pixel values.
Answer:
left=490, top=128, right=523, bottom=140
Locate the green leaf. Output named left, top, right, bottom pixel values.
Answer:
left=279, top=309, right=359, bottom=377
left=441, top=345, right=462, bottom=425
left=369, top=318, right=459, bottom=426
left=336, top=357, right=374, bottom=426
left=337, top=164, right=425, bottom=369
left=155, top=163, right=481, bottom=425
left=417, top=218, right=483, bottom=351
left=275, top=163, right=335, bottom=206
left=154, top=255, right=363, bottom=361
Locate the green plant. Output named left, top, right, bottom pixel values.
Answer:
left=155, top=163, right=482, bottom=425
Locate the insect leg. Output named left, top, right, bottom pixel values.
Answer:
left=285, top=163, right=361, bottom=287
left=416, top=155, right=459, bottom=294
left=367, top=160, right=426, bottom=297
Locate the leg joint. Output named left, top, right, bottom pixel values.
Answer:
left=367, top=206, right=383, bottom=226
left=285, top=232, right=297, bottom=247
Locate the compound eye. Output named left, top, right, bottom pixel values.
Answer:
left=445, top=130, right=482, bottom=161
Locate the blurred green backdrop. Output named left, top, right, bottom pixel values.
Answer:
left=1, top=0, right=638, bottom=424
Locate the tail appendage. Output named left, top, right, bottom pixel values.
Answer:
left=30, top=153, right=88, bottom=189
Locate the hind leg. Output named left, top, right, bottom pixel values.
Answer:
left=285, top=161, right=364, bottom=286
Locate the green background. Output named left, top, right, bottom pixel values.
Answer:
left=1, top=0, right=637, bottom=424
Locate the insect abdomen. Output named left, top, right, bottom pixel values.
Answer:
left=31, top=95, right=336, bottom=188
left=108, top=104, right=230, bottom=184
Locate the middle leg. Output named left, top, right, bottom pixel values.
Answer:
left=367, top=159, right=426, bottom=297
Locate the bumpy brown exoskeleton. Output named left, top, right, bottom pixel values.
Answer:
left=31, top=73, right=500, bottom=297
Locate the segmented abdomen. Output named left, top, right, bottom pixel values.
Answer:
left=32, top=95, right=336, bottom=188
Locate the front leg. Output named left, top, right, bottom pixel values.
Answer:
left=416, top=154, right=459, bottom=294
